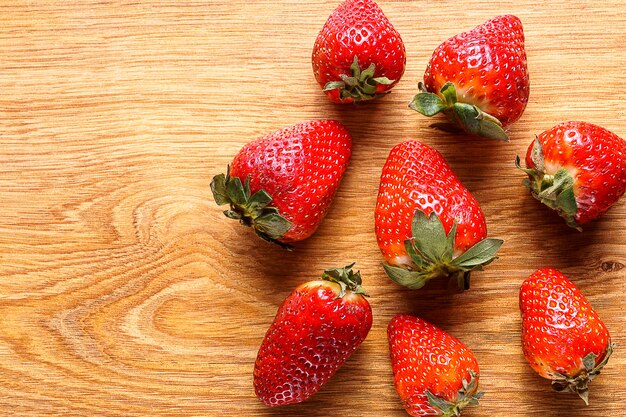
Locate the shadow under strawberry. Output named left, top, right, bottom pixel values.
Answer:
left=330, top=94, right=401, bottom=140
left=513, top=184, right=624, bottom=277
left=429, top=132, right=516, bottom=193
left=401, top=287, right=465, bottom=324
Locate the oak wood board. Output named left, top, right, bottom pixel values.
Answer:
left=1, top=1, right=625, bottom=416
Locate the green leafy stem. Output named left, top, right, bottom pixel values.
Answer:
left=409, top=82, right=509, bottom=141
left=322, top=262, right=369, bottom=298
left=383, top=209, right=503, bottom=291
left=550, top=342, right=615, bottom=405
left=324, top=55, right=394, bottom=102
left=426, top=370, right=483, bottom=417
left=210, top=166, right=293, bottom=249
left=515, top=138, right=580, bottom=230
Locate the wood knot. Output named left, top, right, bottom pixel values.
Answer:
left=600, top=261, right=625, bottom=272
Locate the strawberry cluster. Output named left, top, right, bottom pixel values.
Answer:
left=211, top=0, right=624, bottom=414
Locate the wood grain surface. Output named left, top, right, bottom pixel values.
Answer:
left=1, top=0, right=625, bottom=416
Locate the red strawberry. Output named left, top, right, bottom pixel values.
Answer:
left=410, top=15, right=529, bottom=141
left=211, top=120, right=352, bottom=248
left=388, top=314, right=482, bottom=416
left=312, top=0, right=406, bottom=103
left=375, top=140, right=502, bottom=291
left=519, top=268, right=614, bottom=404
left=254, top=264, right=372, bottom=406
left=516, top=121, right=626, bottom=229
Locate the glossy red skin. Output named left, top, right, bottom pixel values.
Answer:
left=388, top=314, right=480, bottom=417
left=375, top=140, right=487, bottom=267
left=525, top=121, right=626, bottom=225
left=230, top=120, right=352, bottom=242
left=520, top=268, right=611, bottom=380
left=312, top=0, right=406, bottom=103
left=254, top=280, right=372, bottom=406
left=424, top=15, right=529, bottom=126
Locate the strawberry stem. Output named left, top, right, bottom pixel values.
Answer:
left=324, top=55, right=394, bottom=102
left=426, top=370, right=483, bottom=417
left=550, top=342, right=614, bottom=405
left=515, top=139, right=580, bottom=230
left=383, top=209, right=503, bottom=291
left=210, top=166, right=294, bottom=249
left=409, top=82, right=510, bottom=141
left=322, top=263, right=369, bottom=297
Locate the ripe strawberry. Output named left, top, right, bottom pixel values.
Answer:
left=312, top=0, right=406, bottom=103
left=253, top=264, right=372, bottom=406
left=516, top=121, right=626, bottom=229
left=210, top=120, right=352, bottom=248
left=519, top=268, right=614, bottom=404
left=388, top=314, right=482, bottom=417
left=375, top=140, right=502, bottom=291
left=409, top=15, right=529, bottom=141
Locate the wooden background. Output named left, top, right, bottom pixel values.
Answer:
left=1, top=0, right=625, bottom=416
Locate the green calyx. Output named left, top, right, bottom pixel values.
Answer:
left=426, top=370, right=483, bottom=417
left=324, top=55, right=394, bottom=102
left=210, top=166, right=293, bottom=249
left=550, top=343, right=615, bottom=405
left=409, top=82, right=510, bottom=141
left=322, top=263, right=369, bottom=298
left=515, top=138, right=580, bottom=230
left=383, top=209, right=503, bottom=292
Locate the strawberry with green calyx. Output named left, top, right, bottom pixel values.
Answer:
left=388, top=314, right=483, bottom=417
left=516, top=121, right=626, bottom=230
left=520, top=268, right=614, bottom=404
left=552, top=344, right=613, bottom=404
left=410, top=82, right=509, bottom=142
left=375, top=140, right=503, bottom=291
left=312, top=0, right=406, bottom=103
left=323, top=56, right=394, bottom=102
left=515, top=138, right=577, bottom=228
left=211, top=166, right=292, bottom=249
left=211, top=120, right=352, bottom=249
left=383, top=209, right=503, bottom=291
left=410, top=15, right=529, bottom=141
left=254, top=263, right=372, bottom=406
